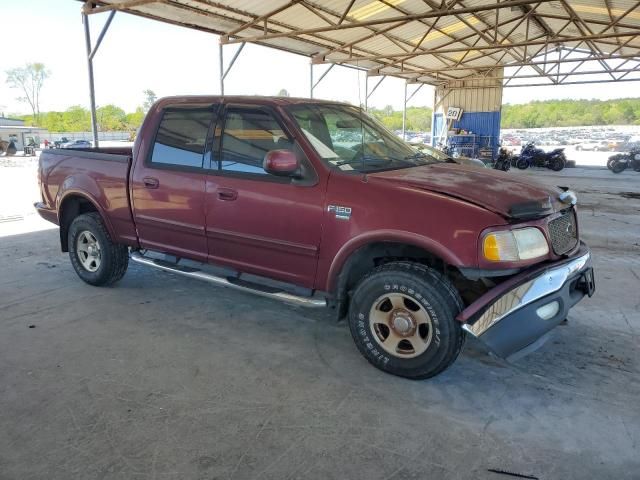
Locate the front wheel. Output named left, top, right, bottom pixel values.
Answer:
left=68, top=212, right=129, bottom=286
left=611, top=161, right=627, bottom=174
left=348, top=262, right=465, bottom=379
left=516, top=158, right=529, bottom=169
left=607, top=155, right=622, bottom=170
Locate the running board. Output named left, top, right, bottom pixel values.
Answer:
left=130, top=251, right=327, bottom=308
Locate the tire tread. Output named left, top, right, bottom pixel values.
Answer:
left=68, top=212, right=128, bottom=286
left=350, top=261, right=465, bottom=379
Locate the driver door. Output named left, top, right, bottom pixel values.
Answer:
left=205, top=104, right=326, bottom=288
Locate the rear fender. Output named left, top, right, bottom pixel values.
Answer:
left=57, top=182, right=117, bottom=251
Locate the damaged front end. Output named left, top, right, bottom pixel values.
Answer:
left=458, top=243, right=595, bottom=361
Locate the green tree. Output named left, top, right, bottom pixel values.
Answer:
left=96, top=104, right=127, bottom=131
left=125, top=107, right=145, bottom=130
left=6, top=63, right=50, bottom=123
left=501, top=98, right=640, bottom=128
left=63, top=105, right=91, bottom=131
left=277, top=88, right=290, bottom=97
left=142, top=89, right=157, bottom=112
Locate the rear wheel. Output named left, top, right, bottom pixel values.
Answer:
left=549, top=157, right=564, bottom=171
left=68, top=212, right=129, bottom=286
left=348, top=262, right=465, bottom=379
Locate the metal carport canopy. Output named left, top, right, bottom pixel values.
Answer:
left=79, top=0, right=640, bottom=144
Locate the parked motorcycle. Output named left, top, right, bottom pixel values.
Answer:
left=608, top=148, right=640, bottom=173
left=493, top=147, right=512, bottom=171
left=515, top=142, right=566, bottom=171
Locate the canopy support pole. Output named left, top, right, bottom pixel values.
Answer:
left=219, top=41, right=246, bottom=95
left=402, top=82, right=407, bottom=140
left=82, top=9, right=116, bottom=148
left=310, top=63, right=336, bottom=98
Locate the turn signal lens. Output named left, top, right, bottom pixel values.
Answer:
left=483, top=227, right=549, bottom=262
left=483, top=231, right=519, bottom=262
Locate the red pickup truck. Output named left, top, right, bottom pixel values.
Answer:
left=36, top=96, right=595, bottom=379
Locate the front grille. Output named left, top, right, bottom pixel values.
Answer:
left=548, top=210, right=578, bottom=255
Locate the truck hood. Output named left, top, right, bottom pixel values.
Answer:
left=368, top=163, right=566, bottom=219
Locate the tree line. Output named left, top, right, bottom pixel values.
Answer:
left=19, top=105, right=145, bottom=133
left=5, top=64, right=640, bottom=132
left=15, top=98, right=640, bottom=133
left=501, top=98, right=640, bottom=128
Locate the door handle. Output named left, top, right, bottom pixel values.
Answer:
left=217, top=188, right=238, bottom=201
left=143, top=177, right=159, bottom=189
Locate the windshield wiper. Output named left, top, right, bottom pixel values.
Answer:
left=404, top=151, right=426, bottom=160
left=403, top=151, right=439, bottom=164
left=335, top=154, right=393, bottom=167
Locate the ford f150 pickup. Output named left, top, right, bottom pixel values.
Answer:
left=36, top=96, right=595, bottom=379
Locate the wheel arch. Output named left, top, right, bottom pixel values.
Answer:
left=57, top=191, right=114, bottom=252
left=327, top=231, right=464, bottom=317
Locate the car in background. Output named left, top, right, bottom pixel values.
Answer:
left=411, top=143, right=488, bottom=168
left=54, top=137, right=71, bottom=148
left=619, top=140, right=640, bottom=152
left=60, top=140, right=92, bottom=149
left=501, top=136, right=521, bottom=146
left=575, top=140, right=609, bottom=151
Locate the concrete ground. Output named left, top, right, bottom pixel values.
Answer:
left=1, top=159, right=639, bottom=480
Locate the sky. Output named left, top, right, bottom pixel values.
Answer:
left=1, top=0, right=639, bottom=116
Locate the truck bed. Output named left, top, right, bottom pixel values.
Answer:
left=38, top=147, right=138, bottom=247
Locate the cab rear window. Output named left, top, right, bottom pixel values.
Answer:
left=150, top=108, right=214, bottom=169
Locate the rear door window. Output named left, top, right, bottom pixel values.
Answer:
left=150, top=108, right=215, bottom=169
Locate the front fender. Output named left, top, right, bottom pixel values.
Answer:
left=325, top=229, right=465, bottom=293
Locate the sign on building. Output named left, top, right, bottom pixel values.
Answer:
left=445, top=107, right=463, bottom=121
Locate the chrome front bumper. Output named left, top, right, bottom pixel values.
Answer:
left=461, top=245, right=594, bottom=360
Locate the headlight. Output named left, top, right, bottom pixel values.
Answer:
left=483, top=227, right=549, bottom=262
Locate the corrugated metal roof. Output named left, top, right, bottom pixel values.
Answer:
left=82, top=0, right=640, bottom=87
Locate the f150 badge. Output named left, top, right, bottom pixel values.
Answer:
left=328, top=205, right=352, bottom=220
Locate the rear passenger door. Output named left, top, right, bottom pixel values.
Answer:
left=131, top=106, right=216, bottom=262
left=205, top=104, right=325, bottom=289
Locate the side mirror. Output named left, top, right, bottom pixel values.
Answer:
left=263, top=149, right=300, bottom=177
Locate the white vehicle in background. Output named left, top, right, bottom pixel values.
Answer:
left=575, top=140, right=609, bottom=151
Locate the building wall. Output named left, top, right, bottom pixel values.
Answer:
left=432, top=69, right=503, bottom=159
left=0, top=127, right=48, bottom=151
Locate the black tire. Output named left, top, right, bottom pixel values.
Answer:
left=549, top=157, right=564, bottom=171
left=348, top=262, right=465, bottom=380
left=607, top=155, right=621, bottom=170
left=516, top=158, right=529, bottom=169
left=68, top=212, right=129, bottom=286
left=611, top=161, right=627, bottom=174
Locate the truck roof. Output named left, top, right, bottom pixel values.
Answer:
left=155, top=95, right=351, bottom=107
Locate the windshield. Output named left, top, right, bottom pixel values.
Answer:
left=413, top=144, right=450, bottom=161
left=287, top=104, right=439, bottom=173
